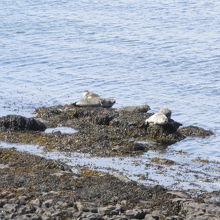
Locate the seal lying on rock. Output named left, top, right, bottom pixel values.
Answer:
left=116, top=105, right=151, bottom=113
left=75, top=90, right=116, bottom=108
left=83, top=90, right=100, bottom=99
left=159, top=107, right=172, bottom=119
left=145, top=112, right=168, bottom=125
left=74, top=97, right=116, bottom=108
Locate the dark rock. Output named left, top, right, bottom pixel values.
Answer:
left=42, top=199, right=53, bottom=209
left=178, top=126, right=214, bottom=137
left=110, top=112, right=149, bottom=128
left=146, top=123, right=185, bottom=144
left=0, top=115, right=46, bottom=131
left=0, top=199, right=7, bottom=208
left=125, top=209, right=147, bottom=219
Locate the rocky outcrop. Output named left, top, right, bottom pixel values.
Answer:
left=145, top=119, right=184, bottom=144
left=0, top=105, right=214, bottom=156
left=0, top=115, right=46, bottom=131
left=178, top=126, right=214, bottom=137
left=0, top=148, right=219, bottom=220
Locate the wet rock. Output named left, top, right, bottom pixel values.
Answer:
left=146, top=123, right=185, bottom=144
left=178, top=126, right=214, bottom=137
left=0, top=115, right=46, bottom=131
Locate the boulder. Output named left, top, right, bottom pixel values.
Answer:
left=0, top=115, right=46, bottom=131
left=146, top=120, right=185, bottom=144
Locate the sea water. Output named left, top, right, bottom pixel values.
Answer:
left=0, top=0, right=220, bottom=161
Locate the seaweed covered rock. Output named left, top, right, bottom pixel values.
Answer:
left=146, top=121, right=185, bottom=144
left=0, top=115, right=46, bottom=131
left=110, top=112, right=150, bottom=128
left=0, top=104, right=214, bottom=156
left=178, top=126, right=214, bottom=137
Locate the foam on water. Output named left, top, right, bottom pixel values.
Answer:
left=0, top=0, right=220, bottom=160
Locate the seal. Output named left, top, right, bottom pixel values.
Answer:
left=159, top=107, right=172, bottom=119
left=83, top=90, right=100, bottom=99
left=145, top=112, right=168, bottom=125
left=74, top=97, right=116, bottom=108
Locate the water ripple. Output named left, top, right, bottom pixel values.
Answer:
left=0, top=0, right=220, bottom=160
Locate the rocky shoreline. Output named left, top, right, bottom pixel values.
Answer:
left=0, top=148, right=220, bottom=220
left=0, top=103, right=218, bottom=219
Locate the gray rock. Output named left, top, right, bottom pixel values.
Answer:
left=167, top=191, right=189, bottom=199
left=98, top=205, right=118, bottom=215
left=144, top=214, right=156, bottom=220
left=29, top=199, right=41, bottom=207
left=3, top=203, right=18, bottom=212
left=42, top=199, right=53, bottom=209
left=0, top=115, right=46, bottom=131
left=125, top=209, right=146, bottom=219
left=19, top=213, right=41, bottom=220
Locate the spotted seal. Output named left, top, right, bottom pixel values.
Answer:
left=145, top=112, right=168, bottom=125
left=83, top=90, right=100, bottom=99
left=159, top=107, right=172, bottom=119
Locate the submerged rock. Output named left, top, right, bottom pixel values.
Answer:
left=178, top=126, right=214, bottom=137
left=0, top=115, right=46, bottom=131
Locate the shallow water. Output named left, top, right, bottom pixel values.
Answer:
left=45, top=126, right=77, bottom=134
left=0, top=0, right=220, bottom=160
left=1, top=141, right=219, bottom=192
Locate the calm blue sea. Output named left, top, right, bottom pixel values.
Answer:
left=0, top=0, right=220, bottom=160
